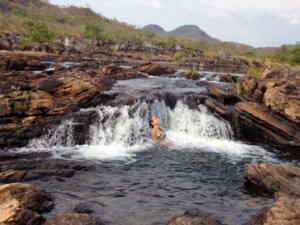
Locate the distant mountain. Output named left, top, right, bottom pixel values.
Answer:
left=143, top=24, right=218, bottom=43
left=142, top=24, right=165, bottom=35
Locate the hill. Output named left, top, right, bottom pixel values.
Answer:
left=168, top=25, right=217, bottom=43
left=142, top=24, right=165, bottom=35
left=143, top=24, right=217, bottom=43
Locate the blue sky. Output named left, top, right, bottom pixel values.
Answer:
left=50, top=0, right=300, bottom=47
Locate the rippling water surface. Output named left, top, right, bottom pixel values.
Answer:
left=6, top=75, right=300, bottom=225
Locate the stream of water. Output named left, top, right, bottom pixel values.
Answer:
left=4, top=73, right=299, bottom=225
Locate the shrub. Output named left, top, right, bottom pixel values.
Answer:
left=247, top=64, right=263, bottom=80
left=203, top=50, right=216, bottom=58
left=29, top=21, right=54, bottom=43
left=83, top=21, right=103, bottom=40
left=173, top=52, right=183, bottom=61
left=244, top=51, right=255, bottom=58
left=184, top=67, right=197, bottom=80
left=290, top=45, right=300, bottom=64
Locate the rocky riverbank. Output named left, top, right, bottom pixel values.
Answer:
left=0, top=42, right=299, bottom=225
left=244, top=163, right=300, bottom=225
left=202, top=66, right=300, bottom=151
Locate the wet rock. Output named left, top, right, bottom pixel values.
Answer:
left=25, top=59, right=47, bottom=71
left=219, top=73, right=235, bottom=83
left=38, top=78, right=63, bottom=94
left=45, top=213, right=101, bottom=225
left=135, top=62, right=175, bottom=76
left=0, top=56, right=113, bottom=147
left=234, top=102, right=300, bottom=149
left=74, top=203, right=94, bottom=214
left=245, top=163, right=300, bottom=197
left=0, top=159, right=89, bottom=183
left=0, top=183, right=53, bottom=225
left=7, top=56, right=27, bottom=71
left=168, top=210, right=222, bottom=225
left=101, top=64, right=122, bottom=75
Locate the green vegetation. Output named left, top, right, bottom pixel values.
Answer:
left=83, top=22, right=103, bottom=40
left=28, top=21, right=54, bottom=43
left=236, top=78, right=242, bottom=96
left=0, top=0, right=258, bottom=55
left=0, top=0, right=300, bottom=70
left=173, top=52, right=184, bottom=61
left=184, top=67, right=197, bottom=80
left=273, top=44, right=300, bottom=65
left=247, top=64, right=263, bottom=80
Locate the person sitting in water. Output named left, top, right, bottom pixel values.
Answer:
left=149, top=116, right=166, bottom=141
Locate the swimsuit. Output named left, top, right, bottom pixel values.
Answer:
left=156, top=129, right=166, bottom=140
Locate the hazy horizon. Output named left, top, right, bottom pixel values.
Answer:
left=50, top=0, right=300, bottom=48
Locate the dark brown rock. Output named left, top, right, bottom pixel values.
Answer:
left=168, top=214, right=222, bottom=225
left=135, top=62, right=175, bottom=76
left=45, top=213, right=100, bottom=225
left=234, top=102, right=300, bottom=149
left=0, top=159, right=89, bottom=183
left=219, top=73, right=234, bottom=83
left=240, top=75, right=258, bottom=96
left=0, top=183, right=53, bottom=225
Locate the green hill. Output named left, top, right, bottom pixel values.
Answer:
left=1, top=0, right=299, bottom=66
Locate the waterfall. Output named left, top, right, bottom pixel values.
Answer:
left=25, top=100, right=268, bottom=160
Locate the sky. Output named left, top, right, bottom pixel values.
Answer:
left=49, top=0, right=300, bottom=47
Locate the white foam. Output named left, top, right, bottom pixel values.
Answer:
left=22, top=100, right=274, bottom=161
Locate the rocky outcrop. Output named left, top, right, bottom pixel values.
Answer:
left=219, top=66, right=300, bottom=150
left=0, top=54, right=114, bottom=147
left=0, top=183, right=53, bottom=225
left=0, top=158, right=89, bottom=183
left=234, top=102, right=300, bottom=148
left=245, top=192, right=300, bottom=225
left=134, top=62, right=175, bottom=76
left=245, top=163, right=300, bottom=225
left=45, top=213, right=101, bottom=225
left=245, top=163, right=300, bottom=197
left=167, top=209, right=222, bottom=225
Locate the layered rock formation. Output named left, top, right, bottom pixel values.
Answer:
left=0, top=54, right=114, bottom=147
left=205, top=66, right=300, bottom=150
left=245, top=163, right=300, bottom=225
left=0, top=183, right=53, bottom=225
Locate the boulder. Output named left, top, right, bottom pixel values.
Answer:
left=234, top=102, right=300, bottom=149
left=168, top=209, right=222, bottom=225
left=0, top=183, right=53, bottom=225
left=245, top=163, right=300, bottom=197
left=219, top=73, right=235, bottom=83
left=262, top=67, right=300, bottom=121
left=245, top=192, right=300, bottom=225
left=240, top=75, right=258, bottom=96
left=135, top=62, right=175, bottom=76
left=45, top=213, right=100, bottom=225
left=0, top=158, right=89, bottom=183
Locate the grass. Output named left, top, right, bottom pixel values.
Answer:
left=1, top=0, right=300, bottom=70
left=184, top=67, right=197, bottom=80
left=173, top=52, right=184, bottom=61
left=247, top=64, right=263, bottom=80
left=236, top=78, right=242, bottom=96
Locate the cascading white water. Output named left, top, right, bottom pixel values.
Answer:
left=25, top=100, right=271, bottom=161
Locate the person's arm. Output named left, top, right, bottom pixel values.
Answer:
left=151, top=129, right=156, bottom=140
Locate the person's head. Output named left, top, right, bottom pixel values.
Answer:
left=149, top=116, right=159, bottom=128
